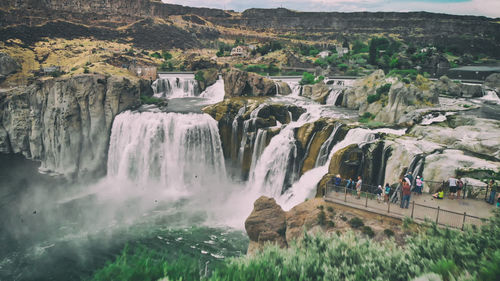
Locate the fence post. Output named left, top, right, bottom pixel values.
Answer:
left=436, top=206, right=440, bottom=224
left=365, top=193, right=369, bottom=207
left=411, top=201, right=415, bottom=219
left=344, top=186, right=347, bottom=202
left=462, top=212, right=466, bottom=231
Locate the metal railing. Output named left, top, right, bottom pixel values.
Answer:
left=324, top=182, right=488, bottom=230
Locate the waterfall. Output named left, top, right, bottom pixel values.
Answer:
left=406, top=155, right=425, bottom=187
left=326, top=89, right=343, bottom=105
left=275, top=82, right=281, bottom=95
left=152, top=74, right=200, bottom=98
left=199, top=77, right=225, bottom=103
left=237, top=104, right=266, bottom=166
left=231, top=106, right=246, bottom=160
left=248, top=129, right=300, bottom=197
left=249, top=129, right=268, bottom=173
left=315, top=123, right=343, bottom=167
left=376, top=145, right=392, bottom=186
left=107, top=111, right=226, bottom=189
left=278, top=128, right=377, bottom=210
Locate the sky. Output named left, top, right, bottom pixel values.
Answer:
left=162, top=0, right=500, bottom=18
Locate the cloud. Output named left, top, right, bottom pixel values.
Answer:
left=161, top=0, right=500, bottom=17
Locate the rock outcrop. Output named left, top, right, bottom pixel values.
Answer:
left=222, top=69, right=278, bottom=98
left=245, top=197, right=405, bottom=254
left=301, top=82, right=331, bottom=104
left=341, top=70, right=440, bottom=124
left=484, top=73, right=500, bottom=94
left=0, top=74, right=146, bottom=179
left=196, top=68, right=218, bottom=92
left=245, top=196, right=287, bottom=254
left=433, top=76, right=483, bottom=98
left=0, top=52, right=20, bottom=82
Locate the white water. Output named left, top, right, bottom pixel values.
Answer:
left=199, top=76, right=225, bottom=104
left=326, top=88, right=343, bottom=105
left=479, top=90, right=500, bottom=104
left=278, top=128, right=377, bottom=210
left=107, top=111, right=226, bottom=191
left=315, top=123, right=342, bottom=167
left=152, top=73, right=199, bottom=98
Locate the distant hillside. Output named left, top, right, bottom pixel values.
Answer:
left=1, top=0, right=499, bottom=58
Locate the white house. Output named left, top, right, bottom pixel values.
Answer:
left=318, top=51, right=331, bottom=58
left=336, top=46, right=349, bottom=57
left=231, top=45, right=250, bottom=57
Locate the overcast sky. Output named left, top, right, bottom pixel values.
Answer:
left=162, top=0, right=500, bottom=18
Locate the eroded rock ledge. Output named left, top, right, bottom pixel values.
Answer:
left=0, top=74, right=150, bottom=179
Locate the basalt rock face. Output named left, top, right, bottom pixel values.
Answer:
left=0, top=74, right=145, bottom=180
left=484, top=73, right=500, bottom=94
left=301, top=82, right=331, bottom=104
left=245, top=196, right=287, bottom=254
left=222, top=69, right=278, bottom=98
left=203, top=98, right=305, bottom=179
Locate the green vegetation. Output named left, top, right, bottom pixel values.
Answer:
left=194, top=70, right=205, bottom=82
left=348, top=217, right=364, bottom=229
left=83, top=66, right=89, bottom=74
left=299, top=72, right=324, bottom=85
left=361, top=226, right=375, bottom=238
left=162, top=50, right=172, bottom=60
left=317, top=209, right=327, bottom=226
left=383, top=228, right=395, bottom=237
left=254, top=41, right=283, bottom=56
left=90, top=245, right=199, bottom=281
left=158, top=61, right=174, bottom=71
left=140, top=94, right=165, bottom=105
left=245, top=63, right=280, bottom=75
left=150, top=52, right=162, bottom=59
left=367, top=83, right=392, bottom=104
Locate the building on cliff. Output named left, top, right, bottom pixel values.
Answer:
left=231, top=46, right=250, bottom=57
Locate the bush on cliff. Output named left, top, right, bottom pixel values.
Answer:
left=299, top=72, right=324, bottom=85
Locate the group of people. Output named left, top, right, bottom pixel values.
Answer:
left=331, top=172, right=500, bottom=209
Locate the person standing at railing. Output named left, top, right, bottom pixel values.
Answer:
left=401, top=178, right=411, bottom=208
left=457, top=178, right=464, bottom=199
left=449, top=176, right=458, bottom=200
left=334, top=174, right=342, bottom=187
left=487, top=180, right=497, bottom=204
left=415, top=176, right=423, bottom=195
left=384, top=183, right=391, bottom=203
left=356, top=176, right=362, bottom=199
left=376, top=185, right=383, bottom=203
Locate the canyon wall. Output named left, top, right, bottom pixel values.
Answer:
left=0, top=74, right=148, bottom=179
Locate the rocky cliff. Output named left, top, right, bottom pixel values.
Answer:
left=0, top=74, right=148, bottom=179
left=245, top=196, right=405, bottom=254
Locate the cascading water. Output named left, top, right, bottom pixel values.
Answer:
left=237, top=104, right=267, bottom=167
left=326, top=89, right=343, bottom=105
left=278, top=128, right=377, bottom=210
left=249, top=129, right=268, bottom=174
left=152, top=74, right=200, bottom=98
left=107, top=111, right=226, bottom=189
left=199, top=76, right=225, bottom=103
left=315, top=123, right=343, bottom=167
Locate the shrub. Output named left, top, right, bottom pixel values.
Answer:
left=150, top=52, right=162, bottom=59
left=317, top=210, right=327, bottom=226
left=161, top=50, right=172, bottom=60
left=194, top=70, right=205, bottom=82
left=361, top=226, right=375, bottom=238
left=348, top=217, right=364, bottom=228
left=83, top=67, right=89, bottom=74
left=367, top=94, right=380, bottom=104
left=314, top=58, right=327, bottom=67
left=326, top=206, right=334, bottom=213
left=327, top=221, right=335, bottom=228
left=337, top=63, right=348, bottom=71
left=340, top=215, right=348, bottom=221
left=384, top=228, right=395, bottom=237
left=430, top=259, right=459, bottom=281
left=140, top=95, right=165, bottom=105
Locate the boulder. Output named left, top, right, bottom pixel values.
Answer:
left=275, top=81, right=292, bottom=96
left=484, top=73, right=500, bottom=93
left=0, top=52, right=20, bottom=76
left=432, top=76, right=482, bottom=98
left=223, top=68, right=277, bottom=98
left=245, top=196, right=287, bottom=253
left=301, top=82, right=331, bottom=104
left=195, top=68, right=219, bottom=92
